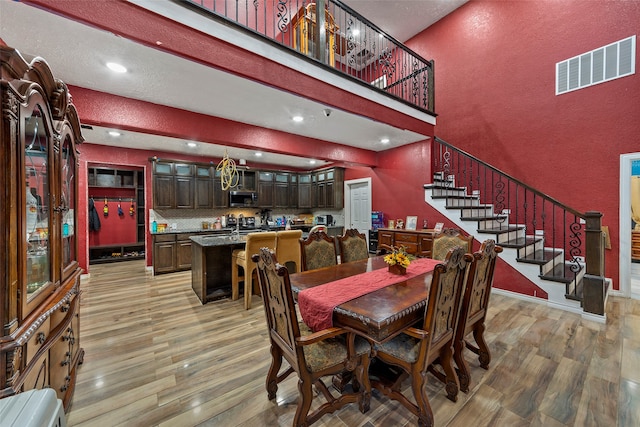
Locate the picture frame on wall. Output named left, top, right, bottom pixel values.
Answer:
left=406, top=216, right=418, bottom=230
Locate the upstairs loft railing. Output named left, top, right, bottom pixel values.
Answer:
left=432, top=137, right=607, bottom=315
left=179, top=0, right=435, bottom=114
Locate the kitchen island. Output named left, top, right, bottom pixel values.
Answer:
left=190, top=234, right=247, bottom=304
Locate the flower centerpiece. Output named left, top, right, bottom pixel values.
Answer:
left=383, top=245, right=414, bottom=275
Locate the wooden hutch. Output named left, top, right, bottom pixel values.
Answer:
left=0, top=45, right=84, bottom=411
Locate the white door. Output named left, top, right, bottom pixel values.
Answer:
left=345, top=178, right=372, bottom=240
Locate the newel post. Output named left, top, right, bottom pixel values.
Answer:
left=583, top=211, right=607, bottom=315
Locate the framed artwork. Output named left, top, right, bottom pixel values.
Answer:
left=388, top=219, right=395, bottom=229
left=433, top=222, right=444, bottom=233
left=406, top=216, right=418, bottom=230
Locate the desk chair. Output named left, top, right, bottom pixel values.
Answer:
left=231, top=231, right=276, bottom=310
left=252, top=248, right=372, bottom=426
left=300, top=231, right=337, bottom=271
left=275, top=229, right=303, bottom=273
left=432, top=228, right=473, bottom=261
left=453, top=239, right=502, bottom=393
left=371, top=247, right=472, bottom=427
left=337, top=228, right=369, bottom=263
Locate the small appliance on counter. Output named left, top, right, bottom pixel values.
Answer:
left=315, top=214, right=334, bottom=226
left=226, top=214, right=237, bottom=228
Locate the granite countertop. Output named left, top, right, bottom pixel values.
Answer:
left=190, top=234, right=247, bottom=247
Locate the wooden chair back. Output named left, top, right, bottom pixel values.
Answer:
left=252, top=248, right=372, bottom=425
left=432, top=228, right=473, bottom=260
left=453, top=239, right=503, bottom=392
left=337, top=229, right=369, bottom=263
left=275, top=229, right=303, bottom=273
left=253, top=248, right=302, bottom=369
left=300, top=231, right=338, bottom=271
left=372, top=247, right=472, bottom=426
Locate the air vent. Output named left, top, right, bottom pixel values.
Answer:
left=80, top=124, right=93, bottom=130
left=556, top=35, right=635, bottom=95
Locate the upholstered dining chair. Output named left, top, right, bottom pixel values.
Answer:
left=300, top=231, right=338, bottom=271
left=231, top=231, right=276, bottom=310
left=431, top=228, right=474, bottom=261
left=337, top=228, right=369, bottom=263
left=371, top=246, right=472, bottom=427
left=275, top=229, right=303, bottom=273
left=453, top=239, right=503, bottom=393
left=252, top=248, right=372, bottom=426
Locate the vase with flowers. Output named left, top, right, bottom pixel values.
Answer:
left=383, top=245, right=414, bottom=275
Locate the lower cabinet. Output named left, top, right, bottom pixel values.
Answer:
left=153, top=233, right=198, bottom=274
left=4, top=272, right=83, bottom=411
left=376, top=228, right=434, bottom=257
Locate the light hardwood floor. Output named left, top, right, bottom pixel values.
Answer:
left=67, top=260, right=640, bottom=426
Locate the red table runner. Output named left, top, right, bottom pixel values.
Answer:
left=298, top=258, right=440, bottom=331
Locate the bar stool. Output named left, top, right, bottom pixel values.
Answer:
left=232, top=231, right=276, bottom=310
left=275, top=229, right=303, bottom=273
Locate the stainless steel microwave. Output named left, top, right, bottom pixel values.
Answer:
left=229, top=191, right=257, bottom=207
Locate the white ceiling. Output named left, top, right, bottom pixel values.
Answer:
left=0, top=0, right=466, bottom=169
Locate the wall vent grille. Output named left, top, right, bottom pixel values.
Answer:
left=556, top=35, right=635, bottom=95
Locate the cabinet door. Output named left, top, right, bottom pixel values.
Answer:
left=195, top=166, right=213, bottom=209
left=154, top=242, right=176, bottom=273
left=154, top=175, right=174, bottom=209
left=418, top=234, right=434, bottom=258
left=174, top=164, right=194, bottom=209
left=289, top=174, right=298, bottom=208
left=23, top=102, right=54, bottom=315
left=258, top=171, right=274, bottom=208
left=378, top=230, right=394, bottom=249
left=212, top=169, right=229, bottom=208
left=298, top=174, right=313, bottom=208
left=274, top=173, right=290, bottom=208
left=59, top=129, right=79, bottom=281
left=176, top=239, right=192, bottom=270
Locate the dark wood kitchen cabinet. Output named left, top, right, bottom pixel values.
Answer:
left=298, top=173, right=314, bottom=209
left=258, top=171, right=275, bottom=208
left=152, top=161, right=195, bottom=209
left=195, top=165, right=213, bottom=209
left=153, top=233, right=195, bottom=274
left=0, top=46, right=83, bottom=411
left=274, top=172, right=292, bottom=208
left=315, top=167, right=344, bottom=209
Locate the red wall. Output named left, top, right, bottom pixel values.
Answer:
left=402, top=0, right=640, bottom=289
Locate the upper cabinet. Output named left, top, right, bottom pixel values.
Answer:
left=315, top=167, right=344, bottom=209
left=1, top=46, right=83, bottom=410
left=152, top=159, right=344, bottom=210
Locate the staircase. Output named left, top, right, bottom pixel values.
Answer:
left=429, top=138, right=607, bottom=320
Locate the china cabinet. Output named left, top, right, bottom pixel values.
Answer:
left=0, top=46, right=83, bottom=411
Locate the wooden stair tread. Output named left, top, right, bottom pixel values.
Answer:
left=462, top=214, right=508, bottom=221
left=516, top=249, right=563, bottom=265
left=539, top=263, right=583, bottom=284
left=498, top=236, right=542, bottom=249
left=477, top=225, right=524, bottom=234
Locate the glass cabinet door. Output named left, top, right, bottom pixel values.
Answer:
left=24, top=104, right=51, bottom=300
left=61, top=131, right=76, bottom=275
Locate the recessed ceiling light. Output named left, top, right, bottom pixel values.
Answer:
left=292, top=115, right=304, bottom=122
left=380, top=138, right=390, bottom=144
left=108, top=131, right=121, bottom=137
left=106, top=62, right=127, bottom=73
left=187, top=142, right=197, bottom=148
left=255, top=152, right=263, bottom=157
left=309, top=160, right=316, bottom=165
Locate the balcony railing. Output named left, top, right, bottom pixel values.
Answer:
left=179, top=0, right=435, bottom=114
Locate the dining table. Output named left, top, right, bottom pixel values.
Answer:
left=289, top=256, right=441, bottom=343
